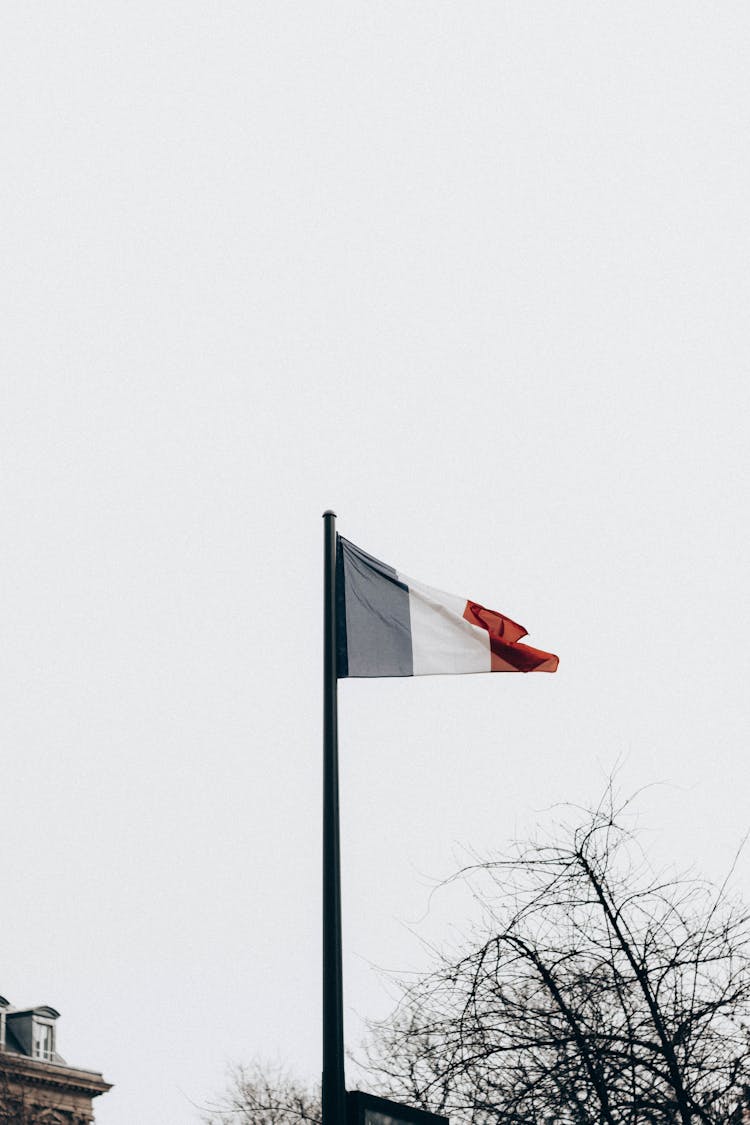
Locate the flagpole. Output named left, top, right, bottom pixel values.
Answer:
left=322, top=510, right=346, bottom=1125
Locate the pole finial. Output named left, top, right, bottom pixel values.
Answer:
left=323, top=510, right=337, bottom=519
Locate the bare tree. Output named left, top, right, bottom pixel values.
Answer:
left=364, top=787, right=750, bottom=1125
left=201, top=1060, right=321, bottom=1125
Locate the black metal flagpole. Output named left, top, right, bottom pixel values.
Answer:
left=322, top=510, right=346, bottom=1125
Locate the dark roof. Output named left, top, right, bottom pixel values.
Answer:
left=7, top=1006, right=61, bottom=1020
left=3, top=1023, right=24, bottom=1055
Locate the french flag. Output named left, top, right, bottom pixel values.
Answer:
left=336, top=536, right=558, bottom=679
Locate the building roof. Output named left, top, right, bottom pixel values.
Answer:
left=1, top=992, right=111, bottom=1096
left=5, top=1006, right=61, bottom=1020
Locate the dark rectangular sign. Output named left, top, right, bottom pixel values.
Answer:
left=347, top=1090, right=449, bottom=1125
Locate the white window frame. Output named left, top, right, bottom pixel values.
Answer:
left=33, top=1018, right=55, bottom=1061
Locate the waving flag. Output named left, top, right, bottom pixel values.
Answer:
left=336, top=536, right=558, bottom=679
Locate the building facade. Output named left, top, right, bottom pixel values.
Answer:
left=0, top=995, right=111, bottom=1124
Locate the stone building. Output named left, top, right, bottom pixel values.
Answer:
left=0, top=994, right=111, bottom=1124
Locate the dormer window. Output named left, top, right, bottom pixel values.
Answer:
left=33, top=1019, right=55, bottom=1061
left=5, top=1005, right=61, bottom=1062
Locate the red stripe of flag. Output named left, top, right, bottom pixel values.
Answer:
left=463, top=600, right=559, bottom=673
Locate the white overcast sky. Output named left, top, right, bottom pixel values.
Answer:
left=2, top=4, right=750, bottom=1124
